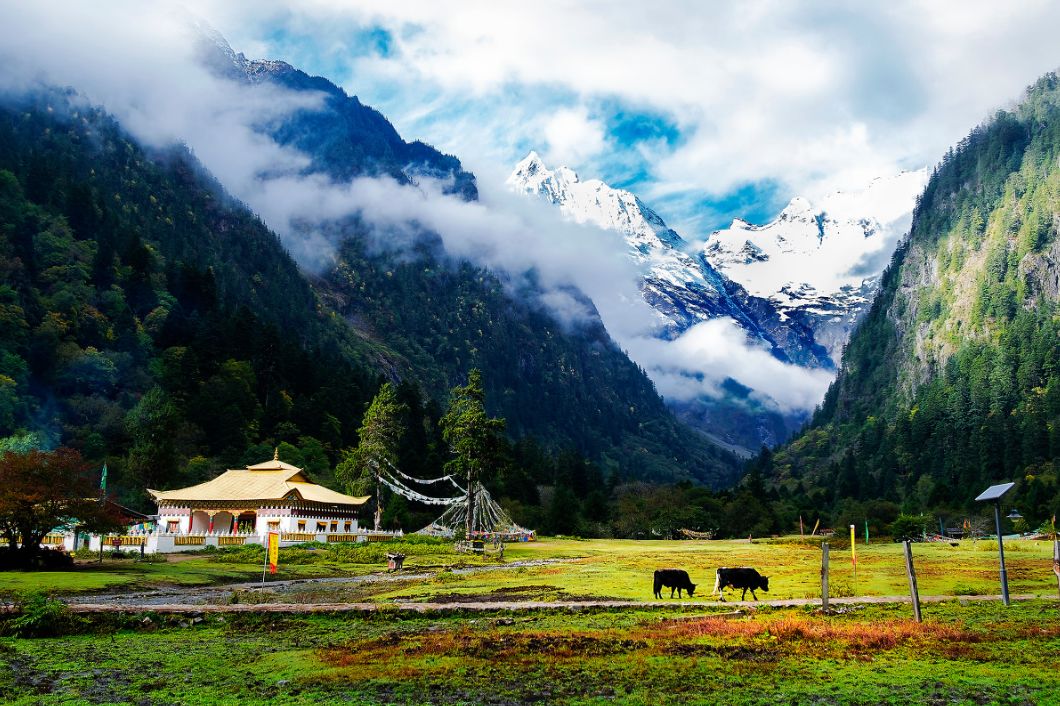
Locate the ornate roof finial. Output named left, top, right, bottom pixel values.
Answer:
left=273, top=447, right=279, bottom=461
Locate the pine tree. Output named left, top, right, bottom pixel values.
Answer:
left=337, top=383, right=407, bottom=530
left=440, top=369, right=506, bottom=538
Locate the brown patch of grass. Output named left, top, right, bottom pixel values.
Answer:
left=647, top=614, right=975, bottom=655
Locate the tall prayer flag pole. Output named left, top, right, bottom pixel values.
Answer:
left=850, top=524, right=857, bottom=596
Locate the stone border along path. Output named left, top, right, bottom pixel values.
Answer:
left=38, top=592, right=1045, bottom=614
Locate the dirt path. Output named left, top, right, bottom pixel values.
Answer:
left=48, top=558, right=578, bottom=608
left=47, top=592, right=1046, bottom=614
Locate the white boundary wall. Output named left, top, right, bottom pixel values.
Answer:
left=44, top=528, right=401, bottom=554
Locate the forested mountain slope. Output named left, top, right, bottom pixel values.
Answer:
left=0, top=92, right=736, bottom=509
left=767, top=73, right=1060, bottom=525
left=0, top=94, right=383, bottom=503
left=192, top=34, right=739, bottom=485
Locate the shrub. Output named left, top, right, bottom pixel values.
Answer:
left=72, top=546, right=96, bottom=560
left=6, top=593, right=81, bottom=638
left=889, top=514, right=927, bottom=542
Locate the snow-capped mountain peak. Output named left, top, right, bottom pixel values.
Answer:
left=706, top=169, right=927, bottom=301
left=509, top=152, right=684, bottom=253
left=779, top=196, right=814, bottom=218
left=508, top=152, right=831, bottom=363
left=510, top=152, right=926, bottom=371
left=703, top=168, right=928, bottom=361
left=509, top=152, right=841, bottom=452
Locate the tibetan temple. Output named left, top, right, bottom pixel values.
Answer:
left=149, top=451, right=371, bottom=538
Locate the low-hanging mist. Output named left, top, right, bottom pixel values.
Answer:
left=0, top=1, right=832, bottom=414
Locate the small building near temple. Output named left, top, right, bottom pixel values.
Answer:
left=140, top=451, right=381, bottom=552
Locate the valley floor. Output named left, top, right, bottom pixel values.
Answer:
left=2, top=537, right=1059, bottom=704
left=2, top=601, right=1059, bottom=705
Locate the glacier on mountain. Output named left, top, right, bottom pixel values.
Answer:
left=508, top=152, right=828, bottom=368
left=509, top=152, right=925, bottom=450
left=703, top=169, right=928, bottom=361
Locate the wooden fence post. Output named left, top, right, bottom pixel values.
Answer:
left=903, top=540, right=922, bottom=623
left=821, top=542, right=830, bottom=612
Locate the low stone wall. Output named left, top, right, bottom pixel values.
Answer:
left=78, top=530, right=403, bottom=554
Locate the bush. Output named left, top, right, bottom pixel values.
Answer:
left=888, top=514, right=927, bottom=542
left=73, top=546, right=96, bottom=560
left=5, top=593, right=81, bottom=638
left=827, top=579, right=854, bottom=598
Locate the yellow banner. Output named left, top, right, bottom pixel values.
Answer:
left=267, top=531, right=279, bottom=574
left=850, top=524, right=857, bottom=567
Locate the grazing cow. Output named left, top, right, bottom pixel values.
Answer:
left=712, top=567, right=769, bottom=601
left=653, top=569, right=697, bottom=599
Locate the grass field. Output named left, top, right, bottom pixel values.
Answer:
left=2, top=537, right=1059, bottom=704
left=1, top=600, right=1059, bottom=704
left=403, top=536, right=1060, bottom=603
left=1, top=536, right=1057, bottom=603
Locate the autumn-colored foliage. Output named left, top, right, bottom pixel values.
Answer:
left=0, top=447, right=123, bottom=568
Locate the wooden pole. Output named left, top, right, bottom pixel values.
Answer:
left=465, top=472, right=475, bottom=541
left=261, top=545, right=268, bottom=585
left=374, top=461, right=382, bottom=532
left=850, top=524, right=857, bottom=597
left=821, top=542, right=830, bottom=612
left=903, top=540, right=922, bottom=623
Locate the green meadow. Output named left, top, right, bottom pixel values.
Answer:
left=1, top=600, right=1059, bottom=704
left=2, top=537, right=1059, bottom=704
left=0, top=536, right=1056, bottom=602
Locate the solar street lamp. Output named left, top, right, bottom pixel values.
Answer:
left=975, top=482, right=1016, bottom=606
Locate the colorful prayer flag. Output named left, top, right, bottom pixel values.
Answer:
left=267, top=531, right=280, bottom=574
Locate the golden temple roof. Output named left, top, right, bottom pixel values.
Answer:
left=148, top=457, right=369, bottom=507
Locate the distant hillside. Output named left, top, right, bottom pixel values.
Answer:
left=196, top=28, right=478, bottom=199
left=0, top=94, right=383, bottom=506
left=766, top=73, right=1060, bottom=526
left=0, top=91, right=737, bottom=503
left=191, top=33, right=740, bottom=485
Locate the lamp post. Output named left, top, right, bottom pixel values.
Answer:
left=975, top=482, right=1016, bottom=606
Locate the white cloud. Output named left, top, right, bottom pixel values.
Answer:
left=190, top=0, right=1060, bottom=208
left=626, top=319, right=834, bottom=412
left=0, top=0, right=655, bottom=336
left=8, top=0, right=1055, bottom=416
left=542, top=106, right=607, bottom=166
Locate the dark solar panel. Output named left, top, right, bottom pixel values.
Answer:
left=974, top=482, right=1015, bottom=502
